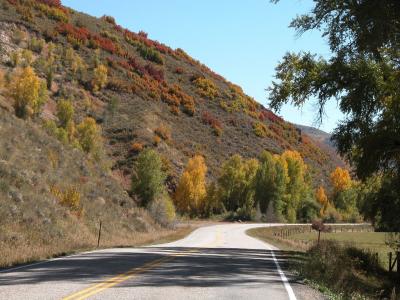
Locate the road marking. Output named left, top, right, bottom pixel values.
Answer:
left=270, top=250, right=297, bottom=300
left=62, top=228, right=223, bottom=299
left=62, top=256, right=173, bottom=300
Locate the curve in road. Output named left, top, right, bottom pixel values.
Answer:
left=0, top=224, right=317, bottom=300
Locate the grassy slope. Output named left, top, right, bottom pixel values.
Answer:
left=0, top=104, right=197, bottom=268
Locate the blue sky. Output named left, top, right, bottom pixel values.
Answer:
left=63, top=0, right=343, bottom=133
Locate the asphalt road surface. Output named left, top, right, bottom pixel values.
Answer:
left=0, top=224, right=324, bottom=300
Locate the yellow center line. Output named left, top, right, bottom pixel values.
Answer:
left=62, top=228, right=223, bottom=300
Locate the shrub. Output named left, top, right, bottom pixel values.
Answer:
left=154, top=125, right=171, bottom=141
left=252, top=121, right=271, bottom=138
left=8, top=67, right=47, bottom=118
left=34, top=3, right=69, bottom=23
left=106, top=78, right=134, bottom=93
left=145, top=64, right=164, bottom=82
left=56, top=99, right=74, bottom=128
left=57, top=23, right=90, bottom=45
left=201, top=111, right=223, bottom=136
left=193, top=76, right=219, bottom=99
left=153, top=135, right=161, bottom=146
left=132, top=149, right=167, bottom=206
left=137, top=43, right=164, bottom=65
left=92, top=64, right=108, bottom=92
left=131, top=142, right=143, bottom=153
left=175, top=67, right=184, bottom=74
left=299, top=240, right=383, bottom=298
left=101, top=15, right=116, bottom=25
left=50, top=185, right=82, bottom=213
left=28, top=37, right=45, bottom=53
left=76, top=117, right=101, bottom=154
left=148, top=196, right=176, bottom=228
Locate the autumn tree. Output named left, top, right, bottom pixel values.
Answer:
left=315, top=186, right=329, bottom=217
left=8, top=67, right=48, bottom=118
left=132, top=149, right=167, bottom=206
left=280, top=150, right=312, bottom=222
left=217, top=154, right=259, bottom=219
left=174, top=155, right=207, bottom=216
left=92, top=64, right=108, bottom=92
left=330, top=167, right=352, bottom=194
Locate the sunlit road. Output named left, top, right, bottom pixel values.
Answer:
left=0, top=224, right=323, bottom=300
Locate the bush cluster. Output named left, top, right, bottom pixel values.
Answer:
left=192, top=76, right=219, bottom=99
left=201, top=111, right=222, bottom=136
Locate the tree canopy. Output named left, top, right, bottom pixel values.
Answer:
left=269, top=0, right=400, bottom=230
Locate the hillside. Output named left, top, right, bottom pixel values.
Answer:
left=0, top=0, right=346, bottom=265
left=1, top=0, right=341, bottom=183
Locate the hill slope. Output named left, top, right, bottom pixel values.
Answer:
left=2, top=1, right=340, bottom=182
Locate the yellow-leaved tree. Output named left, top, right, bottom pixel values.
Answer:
left=330, top=167, right=352, bottom=193
left=175, top=155, right=207, bottom=216
left=315, top=186, right=329, bottom=217
left=9, top=67, right=47, bottom=118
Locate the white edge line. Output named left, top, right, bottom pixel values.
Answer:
left=270, top=249, right=297, bottom=300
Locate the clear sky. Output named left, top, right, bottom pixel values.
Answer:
left=62, top=0, right=343, bottom=133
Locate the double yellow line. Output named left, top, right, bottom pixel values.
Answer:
left=63, top=256, right=173, bottom=300
left=63, top=228, right=223, bottom=300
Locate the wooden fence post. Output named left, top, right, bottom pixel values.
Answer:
left=97, top=220, right=102, bottom=248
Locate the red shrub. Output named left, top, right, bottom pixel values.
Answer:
left=138, top=30, right=148, bottom=38
left=36, top=0, right=62, bottom=8
left=128, top=57, right=146, bottom=75
left=145, top=64, right=164, bottom=82
left=202, top=111, right=222, bottom=129
left=101, top=15, right=116, bottom=25
left=175, top=67, right=184, bottom=74
left=57, top=23, right=90, bottom=43
left=91, top=34, right=117, bottom=54
left=259, top=108, right=283, bottom=123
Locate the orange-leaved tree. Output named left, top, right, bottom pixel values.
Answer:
left=174, top=155, right=207, bottom=216
left=315, top=186, right=329, bottom=217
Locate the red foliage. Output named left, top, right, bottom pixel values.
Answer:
left=57, top=23, right=90, bottom=43
left=175, top=67, right=184, bottom=74
left=128, top=57, right=146, bottom=75
left=138, top=30, right=148, bottom=38
left=91, top=34, right=117, bottom=54
left=202, top=111, right=222, bottom=129
left=145, top=64, right=164, bottom=82
left=7, top=0, right=18, bottom=5
left=36, top=0, right=62, bottom=7
left=259, top=109, right=283, bottom=123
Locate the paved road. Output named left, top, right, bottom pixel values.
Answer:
left=0, top=224, right=323, bottom=300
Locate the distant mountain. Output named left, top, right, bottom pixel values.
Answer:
left=295, top=124, right=346, bottom=168
left=295, top=124, right=334, bottom=148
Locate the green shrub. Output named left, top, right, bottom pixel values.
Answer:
left=137, top=43, right=164, bottom=65
left=56, top=99, right=74, bottom=128
left=148, top=196, right=176, bottom=228
left=132, top=149, right=167, bottom=206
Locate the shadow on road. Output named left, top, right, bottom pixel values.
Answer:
left=0, top=248, right=306, bottom=288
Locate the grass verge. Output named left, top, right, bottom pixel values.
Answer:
left=248, top=226, right=399, bottom=300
